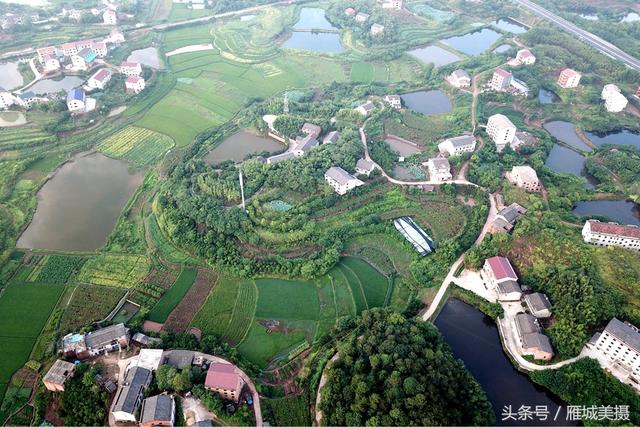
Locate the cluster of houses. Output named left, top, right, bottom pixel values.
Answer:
left=46, top=324, right=250, bottom=425
left=344, top=6, right=386, bottom=36
left=482, top=256, right=555, bottom=360
left=55, top=5, right=122, bottom=25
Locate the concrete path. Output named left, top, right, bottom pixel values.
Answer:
left=314, top=352, right=339, bottom=427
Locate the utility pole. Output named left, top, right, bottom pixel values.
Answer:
left=239, top=170, right=246, bottom=212
left=283, top=92, right=289, bottom=114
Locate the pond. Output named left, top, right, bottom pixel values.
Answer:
left=0, top=62, right=24, bottom=90
left=435, top=299, right=575, bottom=426
left=17, top=153, right=143, bottom=252
left=544, top=144, right=596, bottom=188
left=407, top=45, right=462, bottom=67
left=441, top=28, right=503, bottom=56
left=29, top=76, right=83, bottom=95
left=127, top=47, right=161, bottom=69
left=621, top=12, right=640, bottom=23
left=543, top=121, right=592, bottom=152
left=493, top=44, right=512, bottom=54
left=293, top=7, right=336, bottom=30
left=585, top=129, right=640, bottom=149
left=281, top=32, right=345, bottom=53
left=492, top=18, right=529, bottom=34
left=573, top=200, right=640, bottom=225
left=385, top=138, right=422, bottom=157
left=401, top=90, right=453, bottom=116
left=538, top=88, right=559, bottom=105
left=204, top=131, right=284, bottom=164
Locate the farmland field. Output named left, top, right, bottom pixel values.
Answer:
left=147, top=268, right=198, bottom=323
left=222, top=280, right=257, bottom=344
left=341, top=256, right=389, bottom=308
left=58, top=285, right=125, bottom=334
left=350, top=61, right=374, bottom=83
left=36, top=255, right=85, bottom=284
left=191, top=275, right=240, bottom=337
left=255, top=279, right=320, bottom=320
left=77, top=254, right=149, bottom=288
left=96, top=126, right=175, bottom=166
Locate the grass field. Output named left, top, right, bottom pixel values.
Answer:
left=35, top=255, right=85, bottom=284
left=191, top=258, right=389, bottom=367
left=77, top=254, right=149, bottom=288
left=350, top=61, right=374, bottom=83
left=147, top=268, right=198, bottom=323
left=0, top=284, right=64, bottom=400
left=97, top=126, right=175, bottom=166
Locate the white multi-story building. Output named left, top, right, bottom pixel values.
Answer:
left=486, top=114, right=516, bottom=152
left=37, top=46, right=57, bottom=63
left=355, top=158, right=376, bottom=176
left=355, top=100, right=375, bottom=116
left=125, top=76, right=146, bottom=94
left=490, top=68, right=512, bottom=91
left=91, top=42, right=108, bottom=57
left=87, top=68, right=112, bottom=90
left=426, top=158, right=452, bottom=181
left=120, top=61, right=142, bottom=77
left=587, top=318, right=640, bottom=391
left=66, top=87, right=86, bottom=112
left=481, top=256, right=522, bottom=301
left=324, top=167, right=364, bottom=195
left=370, top=23, right=385, bottom=35
left=103, top=8, right=117, bottom=25
left=42, top=55, right=60, bottom=73
left=507, top=165, right=540, bottom=192
left=557, top=68, right=581, bottom=89
left=355, top=12, right=370, bottom=22
left=383, top=94, right=401, bottom=109
left=515, top=49, right=536, bottom=65
left=438, top=135, right=476, bottom=156
left=379, top=0, right=403, bottom=10
left=448, top=69, right=471, bottom=88
left=582, top=220, right=640, bottom=251
left=601, top=84, right=628, bottom=113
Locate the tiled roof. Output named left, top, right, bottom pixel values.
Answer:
left=325, top=166, right=356, bottom=185
left=66, top=87, right=85, bottom=102
left=141, top=394, right=174, bottom=423
left=486, top=256, right=518, bottom=281
left=446, top=135, right=476, bottom=147
left=204, top=363, right=242, bottom=391
left=588, top=220, right=640, bottom=239
left=84, top=323, right=127, bottom=348
left=494, top=68, right=512, bottom=78
left=523, top=332, right=553, bottom=354
left=524, top=292, right=552, bottom=313
left=604, top=318, right=640, bottom=353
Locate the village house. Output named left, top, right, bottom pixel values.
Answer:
left=510, top=131, right=538, bottom=150
left=91, top=42, right=108, bottom=57
left=355, top=100, right=375, bottom=116
left=189, top=0, right=205, bottom=9
left=301, top=122, right=322, bottom=139
left=292, top=135, right=320, bottom=156
left=394, top=216, right=434, bottom=256
left=103, top=8, right=117, bottom=25
left=344, top=7, right=356, bottom=16
left=355, top=12, right=370, bottom=22
left=379, top=0, right=403, bottom=10
left=61, top=42, right=79, bottom=57
left=370, top=23, right=385, bottom=35
left=43, top=360, right=76, bottom=392
left=355, top=158, right=376, bottom=176
left=132, top=332, right=162, bottom=347
left=425, top=158, right=452, bottom=181
left=125, top=76, right=146, bottom=94
left=323, top=130, right=340, bottom=144
left=481, top=256, right=522, bottom=301
left=490, top=68, right=512, bottom=91
left=140, top=394, right=175, bottom=427
left=106, top=28, right=126, bottom=44
left=448, top=69, right=471, bottom=88
left=582, top=220, right=640, bottom=251
left=17, top=92, right=45, bottom=109
left=163, top=350, right=195, bottom=369
left=383, top=94, right=402, bottom=109
left=557, top=68, right=581, bottom=89
left=438, top=134, right=476, bottom=156
left=490, top=202, right=527, bottom=233
left=204, top=363, right=245, bottom=402
left=514, top=49, right=536, bottom=65
left=601, top=84, right=628, bottom=113
left=507, top=165, right=541, bottom=192
left=509, top=78, right=530, bottom=97
left=524, top=292, right=552, bottom=319
left=514, top=313, right=554, bottom=360
left=87, top=68, right=112, bottom=90
left=67, top=9, right=82, bottom=21
left=71, top=48, right=97, bottom=70
left=0, top=88, right=15, bottom=109
left=66, top=87, right=86, bottom=112
left=325, top=167, right=364, bottom=195
left=120, top=61, right=142, bottom=76
left=37, top=46, right=57, bottom=63
left=112, top=366, right=153, bottom=423
left=85, top=323, right=129, bottom=356
left=486, top=114, right=516, bottom=152
left=587, top=318, right=640, bottom=391
left=266, top=152, right=296, bottom=164
left=42, top=55, right=61, bottom=73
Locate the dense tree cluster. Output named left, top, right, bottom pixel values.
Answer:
left=58, top=364, right=109, bottom=426
left=320, top=309, right=495, bottom=426
left=586, top=146, right=640, bottom=202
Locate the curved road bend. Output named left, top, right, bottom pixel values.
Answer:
left=513, top=0, right=640, bottom=71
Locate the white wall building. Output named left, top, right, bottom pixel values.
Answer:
left=87, top=68, right=112, bottom=90
left=325, top=167, right=364, bottom=195
left=486, top=114, right=516, bottom=152
left=426, top=158, right=452, bottom=181
left=379, top=0, right=403, bottom=10
left=438, top=135, right=476, bottom=156
left=490, top=68, right=512, bottom=91
left=103, top=8, right=117, bottom=25
left=355, top=158, right=376, bottom=176
left=43, top=55, right=60, bottom=73
left=601, top=85, right=628, bottom=113
left=448, top=69, right=471, bottom=88
left=587, top=318, right=640, bottom=391
left=582, top=220, right=640, bottom=251
left=557, top=68, right=581, bottom=89
left=355, top=100, right=375, bottom=116
left=370, top=23, right=385, bottom=35
left=120, top=61, right=142, bottom=76
left=383, top=95, right=401, bottom=109
left=125, top=76, right=145, bottom=94
left=515, top=49, right=536, bottom=65
left=508, top=165, right=541, bottom=192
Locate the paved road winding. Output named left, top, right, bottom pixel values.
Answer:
left=514, top=0, right=640, bottom=71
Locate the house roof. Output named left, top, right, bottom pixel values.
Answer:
left=140, top=395, right=174, bottom=423
left=84, top=323, right=127, bottom=348
left=126, top=76, right=142, bottom=84
left=384, top=94, right=401, bottom=102
left=524, top=292, right=552, bottom=313
left=522, top=332, right=553, bottom=354
left=604, top=318, right=640, bottom=353
left=356, top=12, right=370, bottom=19
left=515, top=313, right=540, bottom=335
left=587, top=220, right=640, bottom=239
left=323, top=130, right=340, bottom=144
left=446, top=135, right=476, bottom=148
left=494, top=68, right=512, bottom=78
left=488, top=113, right=516, bottom=129
left=301, top=123, right=321, bottom=137
left=451, top=69, right=470, bottom=80
left=356, top=158, right=375, bottom=172
left=112, top=366, right=152, bottom=414
left=204, top=363, right=243, bottom=391
left=371, top=23, right=385, bottom=31
left=163, top=350, right=194, bottom=368
left=518, top=49, right=533, bottom=57
left=66, top=88, right=85, bottom=102
left=120, top=61, right=140, bottom=68
left=325, top=166, right=357, bottom=185
left=358, top=101, right=375, bottom=111
left=295, top=135, right=319, bottom=153
left=428, top=157, right=450, bottom=171
left=512, top=165, right=538, bottom=182
left=497, top=280, right=521, bottom=295
left=497, top=202, right=527, bottom=224
left=560, top=67, right=580, bottom=77
left=267, top=152, right=296, bottom=163
left=90, top=68, right=112, bottom=82
left=486, top=256, right=518, bottom=281
left=43, top=359, right=75, bottom=386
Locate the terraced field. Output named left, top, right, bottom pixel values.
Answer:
left=97, top=126, right=175, bottom=166
left=0, top=127, right=56, bottom=151
left=222, top=280, right=257, bottom=345
left=77, top=254, right=149, bottom=288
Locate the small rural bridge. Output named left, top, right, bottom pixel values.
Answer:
left=293, top=28, right=340, bottom=33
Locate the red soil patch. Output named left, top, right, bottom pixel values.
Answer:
left=161, top=269, right=217, bottom=333
left=143, top=320, right=164, bottom=333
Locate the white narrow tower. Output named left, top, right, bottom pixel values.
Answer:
left=239, top=170, right=246, bottom=212
left=283, top=92, right=289, bottom=114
